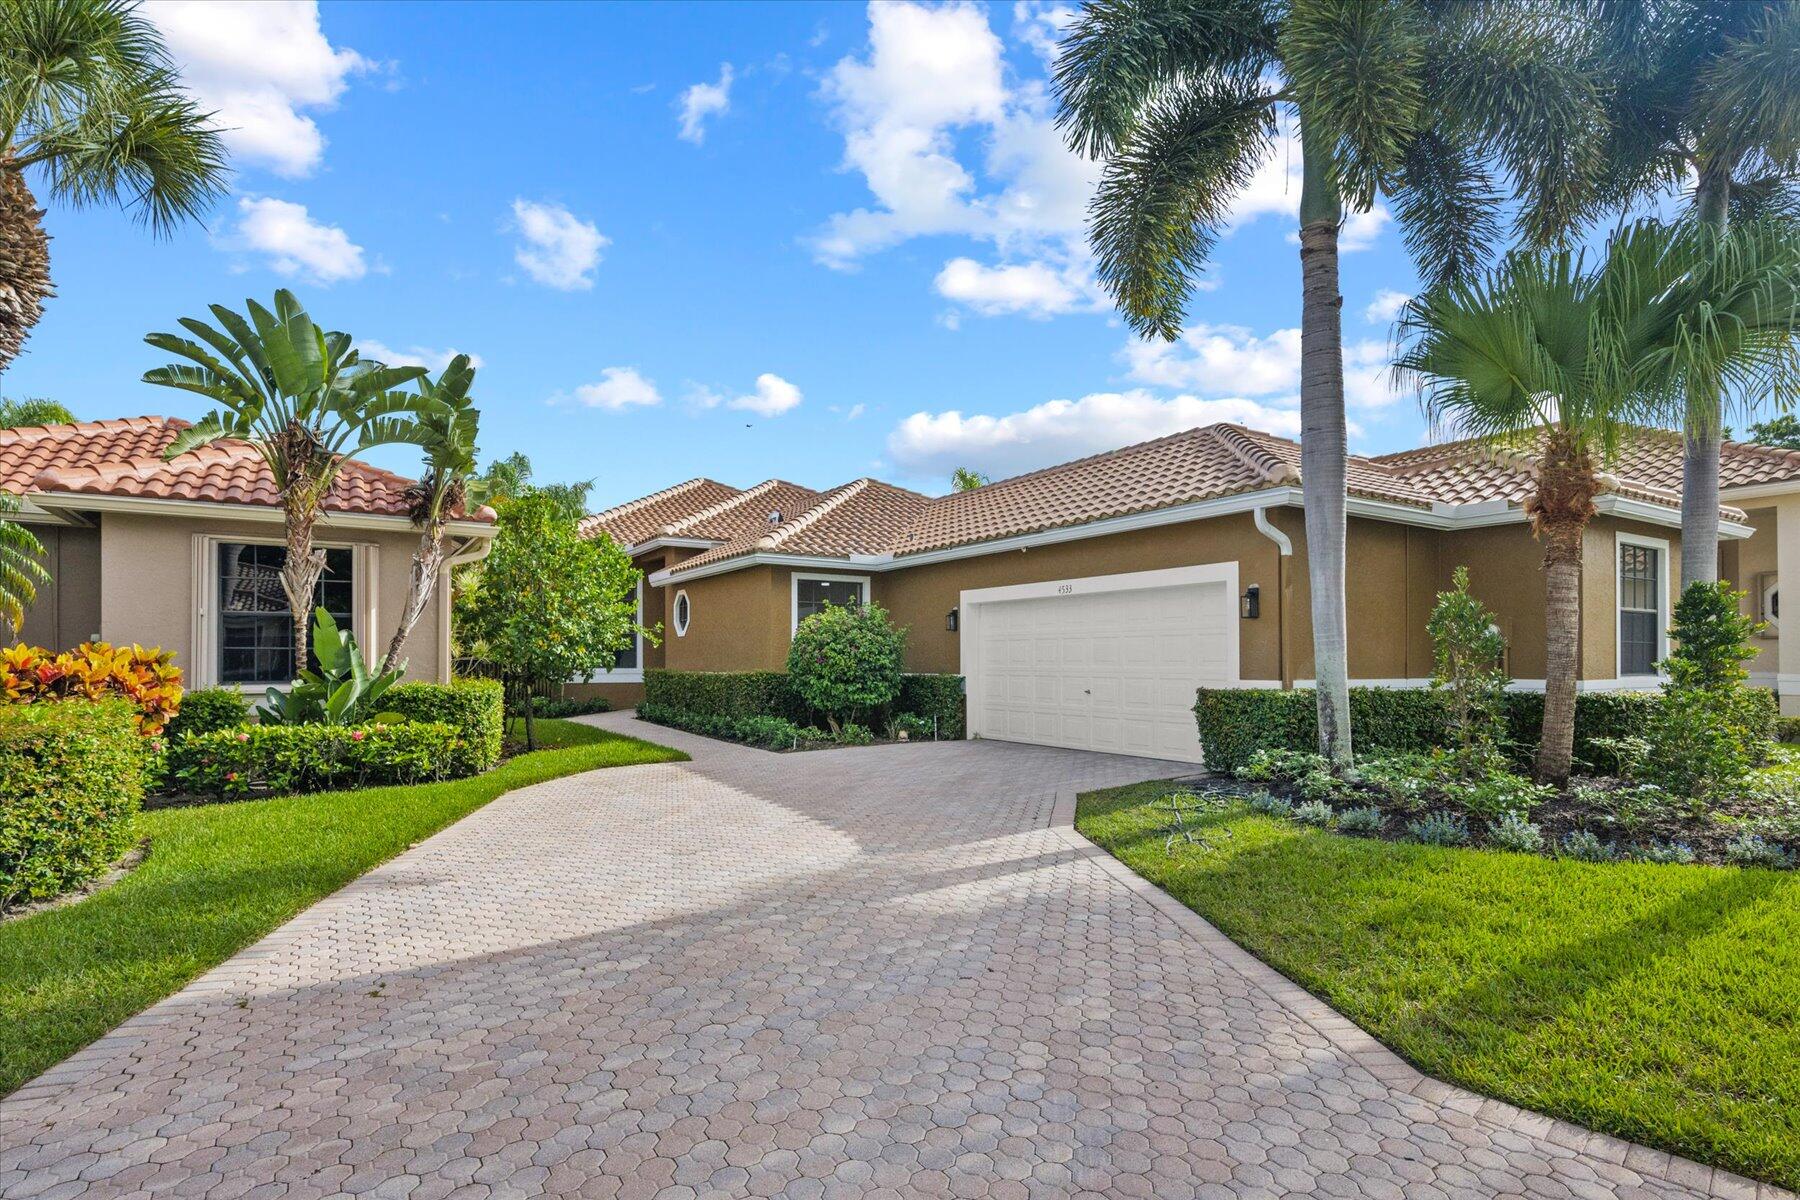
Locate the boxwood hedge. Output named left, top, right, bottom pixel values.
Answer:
left=1, top=698, right=145, bottom=908
left=1194, top=686, right=1669, bottom=774
left=384, top=679, right=505, bottom=775
left=642, top=669, right=965, bottom=738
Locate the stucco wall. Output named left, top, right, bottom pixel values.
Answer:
left=96, top=511, right=448, bottom=686
left=1730, top=506, right=1780, bottom=680
left=659, top=564, right=788, bottom=671
left=14, top=523, right=101, bottom=649
left=1576, top=515, right=1683, bottom=682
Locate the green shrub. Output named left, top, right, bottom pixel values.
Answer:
left=161, top=687, right=246, bottom=743
left=892, top=713, right=935, bottom=739
left=530, top=695, right=612, bottom=718
left=1560, top=829, right=1617, bottom=863
left=1239, top=748, right=1330, bottom=783
left=786, top=602, right=906, bottom=730
left=1, top=699, right=144, bottom=908
left=1778, top=716, right=1800, bottom=744
left=1246, top=790, right=1292, bottom=817
left=1662, top=580, right=1764, bottom=690
left=1439, top=766, right=1553, bottom=823
left=1428, top=565, right=1510, bottom=758
left=166, top=721, right=459, bottom=799
left=638, top=701, right=820, bottom=750
left=1196, top=686, right=1663, bottom=775
left=1406, top=811, right=1470, bottom=846
left=643, top=670, right=808, bottom=722
left=734, top=715, right=809, bottom=750
left=1487, top=812, right=1544, bottom=853
left=895, top=674, right=965, bottom=739
left=1336, top=806, right=1384, bottom=835
left=1638, top=840, right=1697, bottom=865
left=384, top=679, right=505, bottom=776
left=1292, top=799, right=1334, bottom=826
left=836, top=722, right=875, bottom=746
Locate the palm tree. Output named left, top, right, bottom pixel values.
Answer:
left=1054, top=0, right=1600, bottom=763
left=1397, top=219, right=1800, bottom=782
left=951, top=467, right=989, bottom=492
left=0, top=397, right=73, bottom=427
left=0, top=0, right=229, bottom=372
left=142, top=291, right=427, bottom=675
left=0, top=490, right=47, bottom=638
left=1575, top=1, right=1800, bottom=587
left=381, top=354, right=485, bottom=674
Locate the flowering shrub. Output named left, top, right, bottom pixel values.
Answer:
left=2, top=641, right=183, bottom=735
left=786, top=602, right=905, bottom=731
left=165, top=720, right=458, bottom=799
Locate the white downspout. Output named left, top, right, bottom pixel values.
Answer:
left=1253, top=505, right=1293, bottom=556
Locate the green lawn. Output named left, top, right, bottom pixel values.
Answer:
left=1077, top=781, right=1800, bottom=1192
left=0, top=718, right=684, bottom=1097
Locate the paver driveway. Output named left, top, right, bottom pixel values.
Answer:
left=3, top=714, right=1777, bottom=1200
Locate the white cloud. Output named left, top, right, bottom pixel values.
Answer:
left=144, top=0, right=371, bottom=177
left=933, top=256, right=1097, bottom=318
left=1122, top=322, right=1405, bottom=411
left=730, top=373, right=804, bottom=417
left=887, top=390, right=1304, bottom=479
left=357, top=341, right=484, bottom=372
left=510, top=199, right=608, bottom=290
left=225, top=196, right=365, bottom=283
left=1364, top=288, right=1412, bottom=323
left=1340, top=206, right=1390, bottom=252
left=677, top=63, right=734, bottom=144
left=572, top=367, right=662, bottom=411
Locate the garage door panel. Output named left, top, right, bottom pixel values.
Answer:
left=969, top=575, right=1229, bottom=763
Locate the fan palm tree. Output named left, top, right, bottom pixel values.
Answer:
left=1054, top=0, right=1601, bottom=763
left=0, top=0, right=229, bottom=372
left=1575, top=1, right=1800, bottom=587
left=0, top=396, right=73, bottom=427
left=381, top=353, right=485, bottom=674
left=142, top=291, right=428, bottom=674
left=0, top=490, right=47, bottom=638
left=1397, top=219, right=1800, bottom=782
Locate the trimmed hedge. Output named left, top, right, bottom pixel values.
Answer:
left=638, top=701, right=828, bottom=750
left=165, top=721, right=460, bottom=800
left=1194, top=686, right=1671, bottom=774
left=384, top=679, right=505, bottom=776
left=161, top=687, right=247, bottom=745
left=643, top=669, right=965, bottom=736
left=1, top=699, right=144, bottom=908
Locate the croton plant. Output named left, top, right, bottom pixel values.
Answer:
left=1, top=642, right=183, bottom=735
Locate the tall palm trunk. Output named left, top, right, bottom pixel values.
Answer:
left=382, top=519, right=445, bottom=675
left=1680, top=160, right=1730, bottom=588
left=1298, top=116, right=1352, bottom=765
left=0, top=161, right=53, bottom=374
left=1530, top=429, right=1600, bottom=783
left=279, top=492, right=327, bottom=676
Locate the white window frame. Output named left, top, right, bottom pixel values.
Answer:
left=584, top=578, right=643, bottom=683
left=673, top=588, right=691, bottom=637
left=190, top=533, right=377, bottom=689
left=1615, top=531, right=1671, bottom=682
left=790, top=571, right=871, bottom=632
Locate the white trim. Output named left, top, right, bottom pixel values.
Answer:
left=959, top=562, right=1241, bottom=747
left=790, top=571, right=871, bottom=632
left=1285, top=676, right=1665, bottom=694
left=27, top=490, right=494, bottom=538
left=1616, top=530, right=1672, bottom=681
left=672, top=588, right=691, bottom=637
left=192, top=533, right=372, bottom=689
left=1722, top=480, right=1800, bottom=503
left=585, top=579, right=645, bottom=683
left=624, top=535, right=719, bottom=554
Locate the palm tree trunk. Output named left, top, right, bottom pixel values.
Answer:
left=1681, top=160, right=1730, bottom=588
left=0, top=160, right=53, bottom=374
left=381, top=520, right=445, bottom=675
left=279, top=493, right=327, bottom=679
left=1298, top=115, right=1352, bottom=766
left=1531, top=429, right=1600, bottom=784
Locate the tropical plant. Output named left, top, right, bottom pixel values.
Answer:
left=0, top=639, right=181, bottom=734
left=786, top=602, right=906, bottom=734
left=256, top=608, right=404, bottom=727
left=1573, top=1, right=1800, bottom=587
left=0, top=491, right=46, bottom=637
left=0, top=0, right=229, bottom=370
left=0, top=397, right=73, bottom=427
left=380, top=353, right=485, bottom=674
left=474, top=451, right=591, bottom=519
left=951, top=467, right=989, bottom=491
left=142, top=290, right=427, bottom=672
left=1054, top=0, right=1599, bottom=764
left=1397, top=219, right=1800, bottom=781
left=1749, top=414, right=1800, bottom=448
left=1426, top=565, right=1509, bottom=764
left=457, top=490, right=643, bottom=749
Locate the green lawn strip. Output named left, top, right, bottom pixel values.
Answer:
left=1076, top=781, right=1800, bottom=1192
left=0, top=719, right=686, bottom=1097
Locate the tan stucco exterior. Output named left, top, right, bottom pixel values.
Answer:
left=13, top=508, right=457, bottom=687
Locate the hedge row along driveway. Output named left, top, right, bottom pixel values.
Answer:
left=0, top=718, right=685, bottom=1096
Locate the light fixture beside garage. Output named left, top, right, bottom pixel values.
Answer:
left=1241, top=585, right=1260, bottom=619
left=946, top=607, right=959, bottom=632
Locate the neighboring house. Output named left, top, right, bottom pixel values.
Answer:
left=2, top=417, right=495, bottom=688
left=573, top=422, right=1800, bottom=763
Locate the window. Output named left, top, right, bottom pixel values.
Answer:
left=587, top=580, right=642, bottom=680
left=673, top=590, right=691, bottom=637
left=1618, top=539, right=1663, bottom=677
left=792, top=574, right=868, bottom=630
left=217, top=543, right=354, bottom=684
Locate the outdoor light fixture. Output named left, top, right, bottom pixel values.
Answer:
left=946, top=607, right=959, bottom=632
left=1241, top=585, right=1260, bottom=619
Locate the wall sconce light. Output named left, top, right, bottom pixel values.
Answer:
left=1240, top=585, right=1260, bottom=619
left=946, top=607, right=959, bottom=632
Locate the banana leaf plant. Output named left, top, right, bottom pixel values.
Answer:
left=256, top=607, right=406, bottom=726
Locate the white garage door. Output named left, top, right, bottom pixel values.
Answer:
left=966, top=568, right=1236, bottom=763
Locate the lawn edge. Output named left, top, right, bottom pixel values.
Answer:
left=1058, top=785, right=1783, bottom=1200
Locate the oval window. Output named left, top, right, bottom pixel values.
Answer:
left=674, top=590, right=691, bottom=637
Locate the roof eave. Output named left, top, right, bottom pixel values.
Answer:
left=27, top=490, right=496, bottom=536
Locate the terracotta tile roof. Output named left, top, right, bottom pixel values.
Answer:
left=578, top=477, right=742, bottom=544
left=670, top=479, right=932, bottom=574
left=0, top=416, right=488, bottom=522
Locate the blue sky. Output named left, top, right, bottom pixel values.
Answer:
left=5, top=0, right=1458, bottom=509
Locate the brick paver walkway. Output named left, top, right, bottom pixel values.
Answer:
left=3, top=715, right=1780, bottom=1200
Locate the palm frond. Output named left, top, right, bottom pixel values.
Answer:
left=1693, top=2, right=1800, bottom=174
left=1389, top=129, right=1502, bottom=289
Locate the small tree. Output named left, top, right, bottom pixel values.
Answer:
left=787, top=602, right=905, bottom=733
left=459, top=491, right=642, bottom=748
left=1426, top=566, right=1509, bottom=767
left=0, top=398, right=75, bottom=428
left=1663, top=580, right=1764, bottom=691
left=951, top=467, right=989, bottom=492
